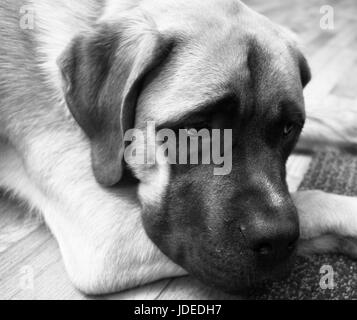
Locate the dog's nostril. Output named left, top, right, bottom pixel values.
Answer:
left=287, top=243, right=295, bottom=251
left=254, top=243, right=273, bottom=256
left=287, top=236, right=299, bottom=251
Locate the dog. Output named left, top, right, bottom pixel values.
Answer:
left=1, top=0, right=357, bottom=295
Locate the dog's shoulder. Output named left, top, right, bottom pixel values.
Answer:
left=32, top=1, right=104, bottom=90
left=0, top=1, right=40, bottom=134
left=0, top=0, right=106, bottom=137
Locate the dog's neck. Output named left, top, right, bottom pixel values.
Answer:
left=32, top=1, right=103, bottom=94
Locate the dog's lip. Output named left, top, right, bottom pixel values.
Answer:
left=179, top=245, right=297, bottom=294
left=191, top=261, right=295, bottom=295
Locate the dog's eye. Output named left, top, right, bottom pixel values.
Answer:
left=283, top=123, right=295, bottom=137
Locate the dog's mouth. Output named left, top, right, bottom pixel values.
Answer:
left=192, top=251, right=297, bottom=294
left=168, top=235, right=298, bottom=294
left=194, top=264, right=296, bottom=295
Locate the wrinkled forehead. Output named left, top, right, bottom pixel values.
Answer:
left=135, top=0, right=305, bottom=126
left=137, top=41, right=303, bottom=127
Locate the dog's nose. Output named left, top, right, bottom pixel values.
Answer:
left=241, top=218, right=299, bottom=262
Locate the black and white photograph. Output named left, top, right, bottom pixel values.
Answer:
left=0, top=0, right=357, bottom=303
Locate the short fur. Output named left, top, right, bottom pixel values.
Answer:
left=1, top=0, right=357, bottom=294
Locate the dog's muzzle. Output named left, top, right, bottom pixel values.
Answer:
left=141, top=157, right=300, bottom=293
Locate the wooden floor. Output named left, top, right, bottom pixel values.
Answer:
left=1, top=0, right=357, bottom=300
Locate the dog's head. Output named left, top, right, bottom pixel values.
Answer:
left=59, top=0, right=311, bottom=293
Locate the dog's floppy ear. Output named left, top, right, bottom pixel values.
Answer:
left=278, top=26, right=311, bottom=88
left=58, top=18, right=172, bottom=186
left=298, top=53, right=311, bottom=88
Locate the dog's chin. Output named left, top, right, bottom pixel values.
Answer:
left=192, top=255, right=296, bottom=295
left=170, top=246, right=297, bottom=295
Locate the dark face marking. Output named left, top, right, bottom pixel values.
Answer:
left=59, top=22, right=174, bottom=186
left=141, top=37, right=309, bottom=293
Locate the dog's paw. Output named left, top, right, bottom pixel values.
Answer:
left=293, top=190, right=357, bottom=240
left=293, top=190, right=333, bottom=239
left=298, top=234, right=357, bottom=260
left=301, top=96, right=357, bottom=152
left=337, top=236, right=357, bottom=259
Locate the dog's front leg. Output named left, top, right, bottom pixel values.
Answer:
left=298, top=97, right=357, bottom=152
left=6, top=129, right=185, bottom=295
left=292, top=191, right=357, bottom=259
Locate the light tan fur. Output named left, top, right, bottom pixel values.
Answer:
left=0, top=0, right=357, bottom=295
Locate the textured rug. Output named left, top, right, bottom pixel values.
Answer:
left=250, top=150, right=357, bottom=300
